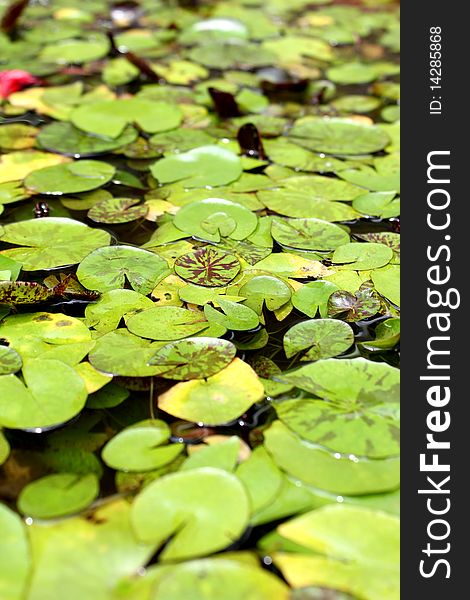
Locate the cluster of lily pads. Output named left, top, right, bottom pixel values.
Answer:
left=0, top=0, right=400, bottom=599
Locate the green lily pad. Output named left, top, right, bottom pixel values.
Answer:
left=189, top=41, right=276, bottom=70
left=174, top=247, right=240, bottom=287
left=0, top=281, right=55, bottom=305
left=85, top=289, right=155, bottom=333
left=332, top=243, right=393, bottom=270
left=38, top=122, right=138, bottom=158
left=371, top=265, right=400, bottom=306
left=88, top=329, right=165, bottom=377
left=290, top=117, right=390, bottom=155
left=0, top=123, right=38, bottom=151
left=148, top=337, right=237, bottom=380
left=102, top=420, right=183, bottom=471
left=360, top=318, right=400, bottom=351
left=284, top=319, right=354, bottom=360
left=149, top=128, right=214, bottom=153
left=0, top=345, right=22, bottom=375
left=77, top=245, right=169, bottom=294
left=331, top=95, right=381, bottom=114
left=353, top=192, right=400, bottom=218
left=71, top=99, right=183, bottom=139
left=150, top=558, right=289, bottom=600
left=151, top=145, right=243, bottom=188
left=272, top=218, right=350, bottom=251
left=0, top=218, right=110, bottom=270
left=328, top=283, right=382, bottom=322
left=40, top=36, right=110, bottom=64
left=0, top=430, right=10, bottom=465
left=275, top=505, right=399, bottom=600
left=174, top=198, right=257, bottom=242
left=0, top=358, right=88, bottom=429
left=25, top=160, right=115, bottom=195
left=18, top=473, right=99, bottom=519
left=282, top=357, right=399, bottom=405
left=239, top=275, right=292, bottom=314
left=131, top=467, right=250, bottom=560
left=264, top=421, right=399, bottom=495
left=126, top=306, right=209, bottom=341
left=276, top=397, right=399, bottom=458
left=204, top=298, right=260, bottom=331
left=0, top=504, right=30, bottom=600
left=292, top=281, right=340, bottom=318
left=87, top=197, right=148, bottom=224
left=158, top=358, right=264, bottom=425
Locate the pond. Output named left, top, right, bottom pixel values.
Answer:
left=0, top=0, right=400, bottom=599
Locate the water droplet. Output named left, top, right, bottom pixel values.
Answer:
left=337, top=496, right=344, bottom=503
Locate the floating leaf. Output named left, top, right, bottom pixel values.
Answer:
left=40, top=36, right=110, bottom=64
left=158, top=358, right=264, bottom=425
left=18, top=473, right=99, bottom=519
left=353, top=191, right=400, bottom=218
left=292, top=281, right=340, bottom=318
left=174, top=247, right=240, bottom=287
left=204, top=298, right=260, bottom=331
left=359, top=318, right=400, bottom=351
left=275, top=505, right=399, bottom=600
left=332, top=243, right=393, bottom=271
left=150, top=558, right=289, bottom=599
left=282, top=357, right=399, bottom=405
left=0, top=345, right=22, bottom=375
left=371, top=265, right=400, bottom=306
left=284, top=319, right=354, bottom=360
left=0, top=504, right=30, bottom=600
left=148, top=337, right=236, bottom=380
left=276, top=397, right=399, bottom=458
left=38, top=122, right=138, bottom=157
left=0, top=150, right=70, bottom=184
left=253, top=254, right=332, bottom=279
left=290, top=117, right=390, bottom=155
left=0, top=218, right=110, bottom=270
left=174, top=198, right=257, bottom=242
left=131, top=467, right=250, bottom=559
left=0, top=281, right=57, bottom=305
left=102, top=420, right=183, bottom=471
left=25, top=160, right=115, bottom=195
left=239, top=275, right=292, bottom=314
left=126, top=306, right=209, bottom=341
left=272, top=218, right=350, bottom=251
left=264, top=421, right=399, bottom=495
left=87, top=197, right=148, bottom=224
left=0, top=358, right=88, bottom=429
left=328, top=283, right=382, bottom=322
left=151, top=145, right=243, bottom=188
left=88, top=329, right=164, bottom=377
left=77, top=245, right=169, bottom=294
left=71, top=99, right=182, bottom=139
left=85, top=289, right=154, bottom=333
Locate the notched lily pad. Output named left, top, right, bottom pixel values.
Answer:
left=174, top=247, right=240, bottom=287
left=25, top=160, right=115, bottom=195
left=284, top=319, right=354, bottom=361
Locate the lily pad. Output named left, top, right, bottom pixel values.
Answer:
left=282, top=357, right=399, bottom=405
left=85, top=289, right=154, bottom=333
left=174, top=198, right=257, bottom=242
left=158, top=358, right=264, bottom=425
left=271, top=218, right=350, bottom=251
left=174, top=247, right=240, bottom=287
left=38, top=122, right=138, bottom=158
left=353, top=192, right=400, bottom=218
left=292, top=281, right=340, bottom=318
left=275, top=505, right=399, bottom=600
left=18, top=473, right=99, bottom=519
left=0, top=504, right=30, bottom=600
left=126, top=306, right=209, bottom=341
left=0, top=218, right=110, bottom=270
left=151, top=146, right=243, bottom=188
left=131, top=467, right=250, bottom=559
left=328, top=283, right=382, bottom=322
left=148, top=337, right=237, bottom=380
left=87, top=197, right=148, bottom=224
left=332, top=243, right=393, bottom=270
left=239, top=275, right=292, bottom=314
left=71, top=99, right=183, bottom=139
left=0, top=358, right=88, bottom=429
left=102, top=420, right=183, bottom=471
left=264, top=421, right=399, bottom=495
left=290, top=117, right=390, bottom=155
left=284, top=319, right=354, bottom=360
left=77, top=245, right=169, bottom=294
left=204, top=298, right=260, bottom=331
left=40, top=36, right=110, bottom=64
left=0, top=345, right=22, bottom=375
left=276, top=397, right=399, bottom=458
left=25, top=160, right=115, bottom=195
